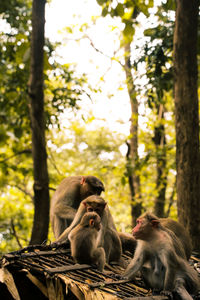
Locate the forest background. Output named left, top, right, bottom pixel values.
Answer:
left=0, top=0, right=199, bottom=254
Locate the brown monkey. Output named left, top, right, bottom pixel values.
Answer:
left=69, top=212, right=106, bottom=271
left=55, top=195, right=123, bottom=265
left=159, top=217, right=192, bottom=260
left=50, top=175, right=105, bottom=238
left=122, top=213, right=200, bottom=300
left=118, top=216, right=191, bottom=258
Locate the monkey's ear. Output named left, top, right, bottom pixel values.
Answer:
left=80, top=176, right=86, bottom=185
left=89, top=219, right=95, bottom=227
left=151, top=219, right=160, bottom=228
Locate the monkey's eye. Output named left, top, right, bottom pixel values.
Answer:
left=87, top=207, right=93, bottom=212
left=96, top=187, right=102, bottom=195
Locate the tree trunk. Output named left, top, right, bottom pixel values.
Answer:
left=173, top=0, right=200, bottom=250
left=153, top=104, right=167, bottom=217
left=124, top=43, right=142, bottom=226
left=28, top=0, right=49, bottom=245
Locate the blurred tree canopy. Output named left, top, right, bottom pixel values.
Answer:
left=0, top=0, right=199, bottom=253
left=0, top=0, right=99, bottom=251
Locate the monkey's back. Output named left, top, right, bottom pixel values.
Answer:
left=51, top=176, right=82, bottom=208
left=160, top=218, right=192, bottom=259
left=69, top=226, right=98, bottom=264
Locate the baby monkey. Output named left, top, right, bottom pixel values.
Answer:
left=69, top=212, right=106, bottom=271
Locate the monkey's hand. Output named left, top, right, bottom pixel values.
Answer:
left=160, top=290, right=173, bottom=299
left=50, top=242, right=60, bottom=248
left=121, top=276, right=130, bottom=280
left=50, top=241, right=69, bottom=249
left=120, top=271, right=132, bottom=280
left=114, top=273, right=122, bottom=279
left=114, top=274, right=129, bottom=281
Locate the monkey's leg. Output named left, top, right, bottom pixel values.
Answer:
left=52, top=216, right=68, bottom=239
left=174, top=278, right=193, bottom=300
left=122, top=248, right=145, bottom=280
left=93, top=247, right=106, bottom=272
left=104, top=229, right=122, bottom=263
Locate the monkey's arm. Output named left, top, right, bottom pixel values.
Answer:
left=54, top=203, right=85, bottom=243
left=160, top=251, right=175, bottom=291
left=106, top=208, right=117, bottom=230
left=174, top=278, right=194, bottom=300
left=50, top=205, right=77, bottom=239
left=122, top=242, right=146, bottom=280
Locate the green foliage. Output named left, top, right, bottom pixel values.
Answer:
left=45, top=64, right=89, bottom=127
left=96, top=0, right=154, bottom=43
left=2, top=0, right=196, bottom=253
left=132, top=5, right=176, bottom=216
left=0, top=0, right=32, bottom=30
left=0, top=0, right=93, bottom=145
left=162, top=0, right=176, bottom=11
left=0, top=0, right=98, bottom=252
left=139, top=20, right=174, bottom=105
left=96, top=0, right=177, bottom=218
left=0, top=187, right=33, bottom=253
left=0, top=112, right=133, bottom=253
left=138, top=105, right=176, bottom=209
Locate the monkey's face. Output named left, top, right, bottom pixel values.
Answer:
left=90, top=213, right=101, bottom=230
left=86, top=204, right=105, bottom=217
left=86, top=176, right=105, bottom=195
left=132, top=218, right=150, bottom=240
left=92, top=217, right=101, bottom=231
left=81, top=212, right=101, bottom=230
left=83, top=201, right=106, bottom=218
left=94, top=187, right=104, bottom=195
left=133, top=215, right=160, bottom=240
left=82, top=184, right=104, bottom=198
left=82, top=196, right=107, bottom=217
left=81, top=176, right=105, bottom=199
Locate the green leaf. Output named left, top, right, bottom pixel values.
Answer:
left=144, top=28, right=157, bottom=37
left=123, top=21, right=135, bottom=38
left=102, top=6, right=109, bottom=17
left=116, top=3, right=124, bottom=17
left=163, top=0, right=176, bottom=11
left=96, top=0, right=107, bottom=5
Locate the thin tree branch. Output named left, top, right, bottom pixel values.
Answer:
left=10, top=185, right=34, bottom=201
left=48, top=147, right=62, bottom=176
left=0, top=149, right=32, bottom=164
left=10, top=218, right=23, bottom=249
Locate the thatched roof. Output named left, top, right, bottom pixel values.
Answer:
left=0, top=243, right=199, bottom=300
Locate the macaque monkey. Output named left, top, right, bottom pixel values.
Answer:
left=119, top=216, right=191, bottom=258
left=122, top=213, right=200, bottom=300
left=159, top=217, right=192, bottom=260
left=69, top=212, right=106, bottom=271
left=50, top=175, right=105, bottom=238
left=54, top=195, right=123, bottom=264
